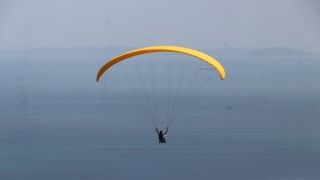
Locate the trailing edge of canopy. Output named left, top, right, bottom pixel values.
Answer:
left=96, top=46, right=226, bottom=82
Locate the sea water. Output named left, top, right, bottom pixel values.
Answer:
left=0, top=54, right=319, bottom=180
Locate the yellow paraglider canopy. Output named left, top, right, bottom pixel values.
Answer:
left=96, top=46, right=226, bottom=82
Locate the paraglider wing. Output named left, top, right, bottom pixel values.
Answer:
left=96, top=46, right=226, bottom=82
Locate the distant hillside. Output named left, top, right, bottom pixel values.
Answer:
left=252, top=47, right=314, bottom=56
left=0, top=46, right=315, bottom=56
left=203, top=48, right=252, bottom=55
left=204, top=47, right=314, bottom=56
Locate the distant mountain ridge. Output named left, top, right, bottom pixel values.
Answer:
left=203, top=47, right=314, bottom=56
left=0, top=46, right=315, bottom=56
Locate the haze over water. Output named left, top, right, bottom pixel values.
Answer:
left=1, top=1, right=319, bottom=179
left=0, top=52, right=319, bottom=180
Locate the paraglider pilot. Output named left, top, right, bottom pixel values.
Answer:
left=156, top=127, right=168, bottom=144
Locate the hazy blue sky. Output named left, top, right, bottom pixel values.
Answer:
left=1, top=0, right=319, bottom=52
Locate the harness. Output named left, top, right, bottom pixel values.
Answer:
left=158, top=131, right=165, bottom=143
